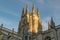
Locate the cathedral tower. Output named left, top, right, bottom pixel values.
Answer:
left=37, top=8, right=44, bottom=32
left=18, top=4, right=44, bottom=40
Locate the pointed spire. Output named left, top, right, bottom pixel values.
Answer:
left=22, top=8, right=24, bottom=17
left=26, top=4, right=28, bottom=14
left=48, top=17, right=55, bottom=29
left=37, top=8, right=40, bottom=15
left=51, top=17, right=54, bottom=23
left=32, top=4, right=35, bottom=13
left=37, top=8, right=40, bottom=19
left=50, top=17, right=55, bottom=26
left=51, top=17, right=53, bottom=22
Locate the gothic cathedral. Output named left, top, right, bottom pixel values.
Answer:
left=17, top=4, right=60, bottom=40
left=0, top=4, right=60, bottom=40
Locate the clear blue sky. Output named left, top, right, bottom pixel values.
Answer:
left=0, top=0, right=60, bottom=32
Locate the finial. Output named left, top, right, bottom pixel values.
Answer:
left=12, top=28, right=14, bottom=33
left=1, top=24, right=3, bottom=27
left=0, top=24, right=3, bottom=33
left=12, top=28, right=14, bottom=37
left=22, top=8, right=24, bottom=17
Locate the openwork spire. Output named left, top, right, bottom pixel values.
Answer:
left=26, top=4, right=28, bottom=14
left=22, top=8, right=24, bottom=17
left=50, top=17, right=55, bottom=27
left=51, top=17, right=54, bottom=23
left=48, top=17, right=55, bottom=29
left=32, top=4, right=35, bottom=13
left=37, top=8, right=39, bottom=14
left=37, top=8, right=40, bottom=17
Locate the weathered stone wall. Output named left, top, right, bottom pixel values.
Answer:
left=43, top=29, right=57, bottom=40
left=0, top=26, right=22, bottom=40
left=57, top=27, right=60, bottom=40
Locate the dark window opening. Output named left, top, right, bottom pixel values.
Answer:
left=25, top=36, right=28, bottom=40
left=45, top=36, right=51, bottom=40
left=29, top=36, right=31, bottom=40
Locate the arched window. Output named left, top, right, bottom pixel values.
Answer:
left=45, top=36, right=51, bottom=40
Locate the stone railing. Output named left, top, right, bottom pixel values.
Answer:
left=0, top=26, right=17, bottom=34
left=0, top=26, right=22, bottom=40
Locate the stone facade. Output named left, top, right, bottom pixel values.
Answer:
left=17, top=4, right=60, bottom=40
left=0, top=5, right=60, bottom=40
left=0, top=25, right=22, bottom=40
